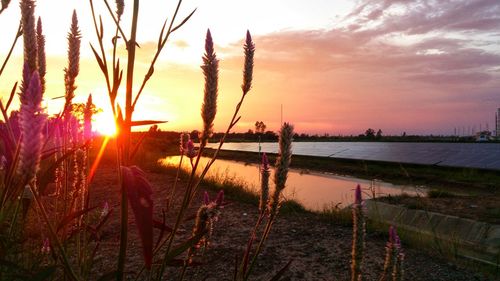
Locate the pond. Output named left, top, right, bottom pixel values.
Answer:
left=160, top=156, right=424, bottom=212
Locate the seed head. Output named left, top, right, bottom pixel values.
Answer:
left=36, top=17, right=46, bottom=94
left=259, top=153, right=270, bottom=213
left=354, top=184, right=362, bottom=205
left=64, top=10, right=81, bottom=112
left=351, top=184, right=366, bottom=281
left=84, top=94, right=93, bottom=141
left=20, top=0, right=37, bottom=75
left=269, top=123, right=294, bottom=217
left=241, top=30, right=255, bottom=94
left=41, top=238, right=50, bottom=254
left=115, top=0, right=124, bottom=19
left=199, top=29, right=218, bottom=146
left=18, top=71, right=46, bottom=181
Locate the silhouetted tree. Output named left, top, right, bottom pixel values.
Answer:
left=365, top=128, right=375, bottom=138
left=254, top=121, right=266, bottom=134
left=376, top=129, right=383, bottom=139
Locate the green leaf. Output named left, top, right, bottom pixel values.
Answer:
left=171, top=8, right=197, bottom=33
left=130, top=120, right=168, bottom=127
left=163, top=231, right=206, bottom=264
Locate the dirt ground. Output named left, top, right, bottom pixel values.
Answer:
left=87, top=162, right=492, bottom=281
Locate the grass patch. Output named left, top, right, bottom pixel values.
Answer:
left=318, top=203, right=352, bottom=225
left=149, top=157, right=308, bottom=215
left=427, top=189, right=457, bottom=198
left=207, top=149, right=500, bottom=195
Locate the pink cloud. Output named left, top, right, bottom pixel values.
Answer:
left=216, top=0, right=500, bottom=135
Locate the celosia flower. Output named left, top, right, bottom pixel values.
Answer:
left=192, top=190, right=225, bottom=251
left=203, top=191, right=210, bottom=205
left=268, top=123, right=294, bottom=217
left=186, top=139, right=196, bottom=159
left=115, top=0, right=124, bottom=19
left=101, top=201, right=110, bottom=218
left=41, top=237, right=50, bottom=254
left=202, top=190, right=224, bottom=208
left=351, top=184, right=365, bottom=281
left=259, top=153, right=270, bottom=213
left=215, top=190, right=224, bottom=206
left=17, top=71, right=46, bottom=181
left=354, top=184, right=362, bottom=205
left=393, top=228, right=404, bottom=281
left=83, top=94, right=93, bottom=141
left=0, top=155, right=6, bottom=170
left=380, top=226, right=398, bottom=281
left=36, top=17, right=46, bottom=94
left=20, top=0, right=37, bottom=75
left=179, top=133, right=187, bottom=154
left=199, top=29, right=218, bottom=146
left=241, top=30, right=255, bottom=94
left=64, top=10, right=81, bottom=113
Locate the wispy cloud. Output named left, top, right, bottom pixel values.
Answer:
left=216, top=0, right=500, bottom=134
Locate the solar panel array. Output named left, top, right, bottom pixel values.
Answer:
left=208, top=142, right=500, bottom=170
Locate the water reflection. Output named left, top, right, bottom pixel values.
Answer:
left=160, top=156, right=424, bottom=212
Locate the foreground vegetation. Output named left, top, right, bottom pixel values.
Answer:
left=0, top=1, right=413, bottom=280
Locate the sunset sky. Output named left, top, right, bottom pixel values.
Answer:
left=0, top=0, right=499, bottom=135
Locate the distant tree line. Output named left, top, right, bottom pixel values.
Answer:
left=137, top=126, right=498, bottom=145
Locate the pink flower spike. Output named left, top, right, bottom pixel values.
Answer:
left=41, top=238, right=50, bottom=254
left=355, top=184, right=362, bottom=204
left=395, top=233, right=402, bottom=249
left=186, top=139, right=196, bottom=159
left=205, top=29, right=214, bottom=56
left=203, top=191, right=210, bottom=205
left=389, top=225, right=396, bottom=242
left=101, top=201, right=110, bottom=218
left=215, top=190, right=224, bottom=206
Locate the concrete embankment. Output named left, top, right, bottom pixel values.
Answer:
left=366, top=200, right=500, bottom=271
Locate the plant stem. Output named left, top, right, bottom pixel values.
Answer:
left=29, top=183, right=81, bottom=281
left=243, top=216, right=275, bottom=281
left=117, top=1, right=140, bottom=280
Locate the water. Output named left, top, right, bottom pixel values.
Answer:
left=206, top=142, right=500, bottom=170
left=160, top=156, right=423, bottom=212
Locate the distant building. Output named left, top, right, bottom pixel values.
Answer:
left=497, top=108, right=500, bottom=137
left=475, top=131, right=492, bottom=142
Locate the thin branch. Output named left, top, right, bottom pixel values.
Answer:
left=103, top=0, right=129, bottom=44
left=132, top=1, right=196, bottom=109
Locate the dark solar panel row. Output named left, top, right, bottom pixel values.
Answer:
left=210, top=142, right=500, bottom=170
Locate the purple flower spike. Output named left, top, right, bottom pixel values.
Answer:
left=395, top=233, right=402, bottom=249
left=203, top=191, right=210, bottom=205
left=186, top=139, right=196, bottom=159
left=205, top=29, right=214, bottom=57
left=355, top=184, right=362, bottom=204
left=389, top=225, right=396, bottom=242
left=215, top=190, right=224, bottom=206
left=41, top=238, right=50, bottom=254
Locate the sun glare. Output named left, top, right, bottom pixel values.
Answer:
left=93, top=112, right=117, bottom=136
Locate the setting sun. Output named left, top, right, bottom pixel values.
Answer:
left=93, top=111, right=117, bottom=136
